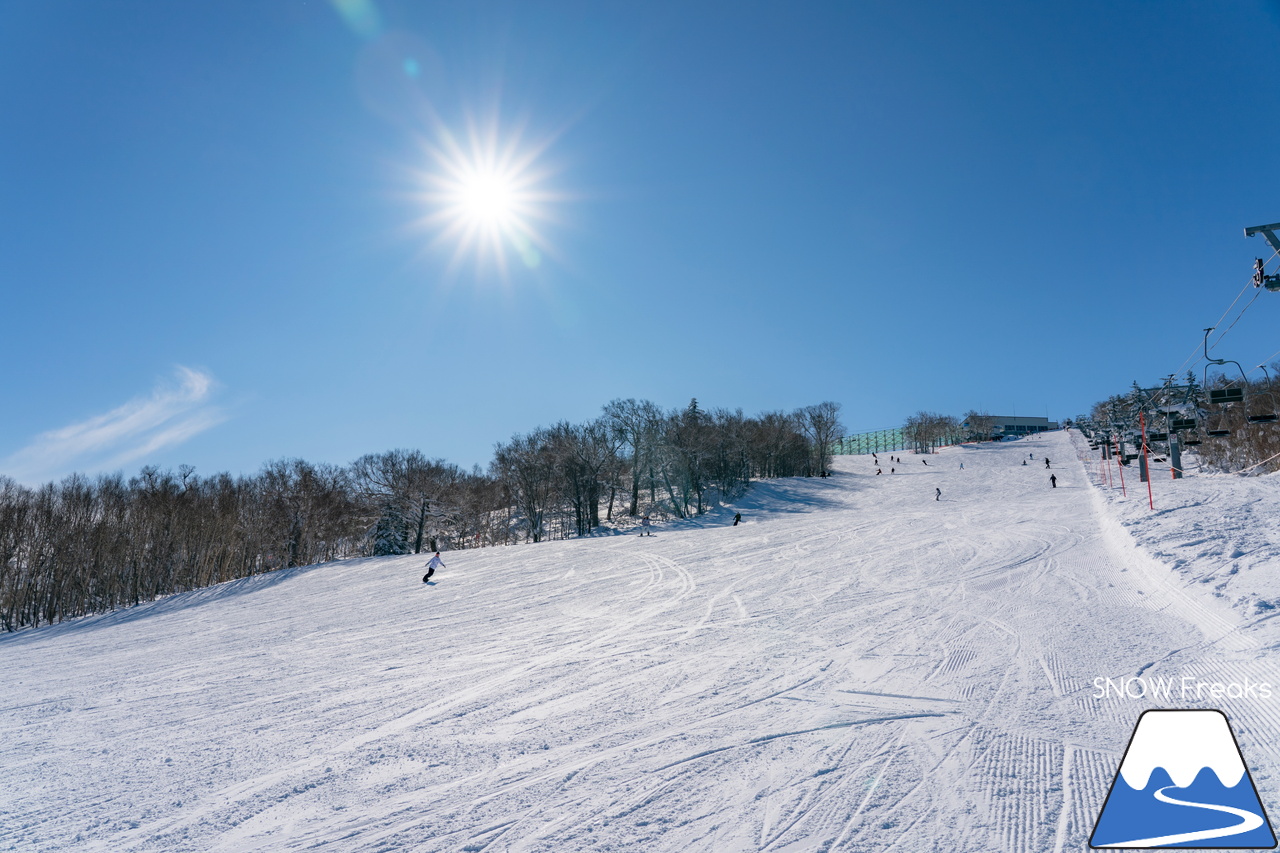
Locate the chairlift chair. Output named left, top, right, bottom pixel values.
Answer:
left=1245, top=365, right=1280, bottom=424
left=1201, top=327, right=1249, bottom=437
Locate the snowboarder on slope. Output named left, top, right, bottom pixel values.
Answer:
left=733, top=512, right=742, bottom=526
left=640, top=515, right=652, bottom=536
left=423, top=552, right=445, bottom=583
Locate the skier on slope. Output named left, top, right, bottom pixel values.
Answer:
left=1045, top=458, right=1051, bottom=469
left=935, top=487, right=941, bottom=501
left=1050, top=474, right=1058, bottom=488
left=640, top=515, right=652, bottom=536
left=423, top=552, right=445, bottom=583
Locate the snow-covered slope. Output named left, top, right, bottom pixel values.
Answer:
left=3, top=431, right=1279, bottom=852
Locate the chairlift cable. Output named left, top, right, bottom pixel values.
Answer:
left=1170, top=247, right=1278, bottom=378
left=1208, top=286, right=1264, bottom=353
left=1245, top=346, right=1280, bottom=377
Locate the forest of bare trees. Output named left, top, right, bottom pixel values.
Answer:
left=902, top=411, right=962, bottom=453
left=0, top=398, right=842, bottom=631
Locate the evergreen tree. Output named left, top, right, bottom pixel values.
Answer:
left=372, top=502, right=409, bottom=556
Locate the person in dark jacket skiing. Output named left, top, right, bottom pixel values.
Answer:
left=935, top=487, right=941, bottom=501
left=733, top=512, right=742, bottom=526
left=1045, top=458, right=1051, bottom=469
left=1050, top=474, right=1057, bottom=488
left=423, top=552, right=445, bottom=583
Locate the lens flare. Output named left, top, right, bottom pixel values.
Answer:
left=414, top=117, right=558, bottom=278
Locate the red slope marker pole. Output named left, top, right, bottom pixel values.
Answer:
left=1140, top=411, right=1154, bottom=510
left=1114, top=436, right=1126, bottom=497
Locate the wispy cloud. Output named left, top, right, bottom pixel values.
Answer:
left=2, top=366, right=226, bottom=484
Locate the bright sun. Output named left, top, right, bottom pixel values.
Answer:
left=416, top=119, right=555, bottom=275
left=458, top=172, right=516, bottom=226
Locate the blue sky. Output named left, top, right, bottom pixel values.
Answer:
left=3, top=1, right=1280, bottom=484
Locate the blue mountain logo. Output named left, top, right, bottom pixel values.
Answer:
left=1091, top=709, right=1276, bottom=848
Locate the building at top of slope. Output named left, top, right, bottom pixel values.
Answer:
left=992, top=416, right=1059, bottom=438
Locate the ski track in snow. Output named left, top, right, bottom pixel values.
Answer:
left=2, top=431, right=1279, bottom=851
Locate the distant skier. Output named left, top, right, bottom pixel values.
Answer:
left=876, top=468, right=882, bottom=475
left=1022, top=460, right=1027, bottom=466
left=959, top=462, right=964, bottom=470
left=1050, top=474, right=1058, bottom=488
left=891, top=467, right=895, bottom=474
left=922, top=459, right=928, bottom=466
left=423, top=552, right=445, bottom=583
left=1045, top=458, right=1051, bottom=469
left=640, top=515, right=652, bottom=536
left=733, top=512, right=742, bottom=526
left=935, top=487, right=941, bottom=501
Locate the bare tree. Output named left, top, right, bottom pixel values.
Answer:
left=903, top=411, right=960, bottom=454
left=492, top=429, right=557, bottom=543
left=796, top=402, right=845, bottom=476
left=602, top=398, right=663, bottom=517
left=961, top=410, right=996, bottom=441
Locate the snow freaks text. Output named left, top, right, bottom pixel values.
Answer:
left=1093, top=676, right=1274, bottom=701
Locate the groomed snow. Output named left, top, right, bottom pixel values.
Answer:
left=2, top=430, right=1279, bottom=851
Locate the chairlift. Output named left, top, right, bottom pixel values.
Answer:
left=1245, top=365, right=1280, bottom=424
left=1201, top=328, right=1249, bottom=437
left=1209, top=388, right=1244, bottom=404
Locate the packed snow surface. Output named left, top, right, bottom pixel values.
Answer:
left=3, top=431, right=1280, bottom=851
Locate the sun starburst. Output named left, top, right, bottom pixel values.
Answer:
left=415, top=117, right=557, bottom=277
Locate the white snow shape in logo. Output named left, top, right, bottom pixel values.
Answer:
left=1118, top=710, right=1245, bottom=790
